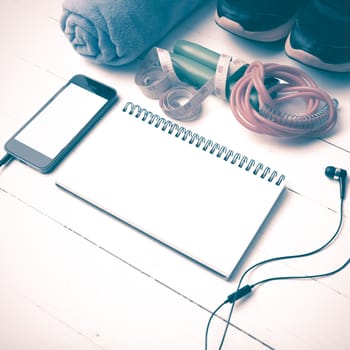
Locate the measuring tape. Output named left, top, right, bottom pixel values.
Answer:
left=135, top=47, right=246, bottom=121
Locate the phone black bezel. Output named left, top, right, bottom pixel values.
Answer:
left=5, top=74, right=117, bottom=173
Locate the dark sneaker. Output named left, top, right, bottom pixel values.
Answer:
left=215, top=0, right=304, bottom=42
left=285, top=0, right=350, bottom=72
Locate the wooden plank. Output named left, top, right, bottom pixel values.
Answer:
left=0, top=190, right=270, bottom=349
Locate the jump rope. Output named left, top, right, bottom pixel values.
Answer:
left=135, top=40, right=338, bottom=138
left=136, top=41, right=348, bottom=348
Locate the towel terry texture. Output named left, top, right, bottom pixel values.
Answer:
left=60, top=0, right=203, bottom=66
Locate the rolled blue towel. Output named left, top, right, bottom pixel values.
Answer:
left=60, top=0, right=203, bottom=66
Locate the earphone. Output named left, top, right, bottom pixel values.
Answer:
left=325, top=166, right=347, bottom=199
left=205, top=166, right=349, bottom=350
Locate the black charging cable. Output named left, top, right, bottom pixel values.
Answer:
left=0, top=153, right=14, bottom=168
left=205, top=186, right=348, bottom=350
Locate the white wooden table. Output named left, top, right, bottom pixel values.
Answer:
left=1, top=1, right=349, bottom=349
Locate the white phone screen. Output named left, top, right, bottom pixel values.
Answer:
left=15, top=83, right=108, bottom=159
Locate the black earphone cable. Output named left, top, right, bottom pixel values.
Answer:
left=205, top=195, right=347, bottom=350
left=251, top=258, right=350, bottom=289
left=204, top=301, right=228, bottom=350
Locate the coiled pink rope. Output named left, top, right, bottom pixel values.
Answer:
left=229, top=61, right=338, bottom=137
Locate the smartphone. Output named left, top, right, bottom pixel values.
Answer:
left=5, top=74, right=117, bottom=173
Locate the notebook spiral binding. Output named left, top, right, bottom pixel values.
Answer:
left=123, top=102, right=286, bottom=186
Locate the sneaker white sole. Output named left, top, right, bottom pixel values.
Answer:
left=285, top=34, right=350, bottom=72
left=215, top=11, right=296, bottom=42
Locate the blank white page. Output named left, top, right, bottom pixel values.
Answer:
left=56, top=102, right=286, bottom=278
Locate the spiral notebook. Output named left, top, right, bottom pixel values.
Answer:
left=56, top=102, right=286, bottom=278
